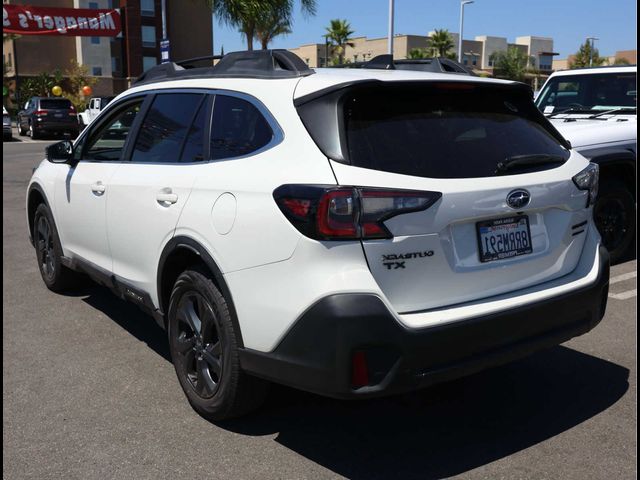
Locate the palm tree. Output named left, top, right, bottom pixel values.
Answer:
left=255, top=4, right=292, bottom=50
left=407, top=48, right=429, bottom=59
left=428, top=29, right=455, bottom=58
left=324, top=19, right=355, bottom=65
left=208, top=0, right=315, bottom=51
left=490, top=47, right=534, bottom=82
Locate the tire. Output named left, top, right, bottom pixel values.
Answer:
left=594, top=180, right=635, bottom=264
left=167, top=267, right=268, bottom=421
left=33, top=204, right=78, bottom=292
left=29, top=122, right=40, bottom=139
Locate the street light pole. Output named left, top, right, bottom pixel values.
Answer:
left=388, top=0, right=395, bottom=55
left=586, top=37, right=599, bottom=66
left=458, top=0, right=474, bottom=63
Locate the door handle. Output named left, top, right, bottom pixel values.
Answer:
left=156, top=191, right=179, bottom=205
left=91, top=181, right=106, bottom=195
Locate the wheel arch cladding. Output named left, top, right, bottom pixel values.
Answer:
left=157, top=236, right=244, bottom=347
left=27, top=184, right=50, bottom=245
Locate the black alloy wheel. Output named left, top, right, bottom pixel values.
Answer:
left=36, top=215, right=56, bottom=282
left=173, top=291, right=224, bottom=399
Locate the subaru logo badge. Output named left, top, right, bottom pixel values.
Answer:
left=507, top=189, right=531, bottom=209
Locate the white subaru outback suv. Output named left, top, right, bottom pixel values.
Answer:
left=27, top=50, right=610, bottom=420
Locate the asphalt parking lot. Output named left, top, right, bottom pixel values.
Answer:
left=3, top=136, right=637, bottom=479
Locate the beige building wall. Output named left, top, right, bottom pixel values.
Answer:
left=475, top=36, right=508, bottom=69
left=516, top=36, right=554, bottom=70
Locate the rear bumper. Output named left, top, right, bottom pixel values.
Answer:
left=239, top=245, right=610, bottom=399
left=35, top=122, right=78, bottom=132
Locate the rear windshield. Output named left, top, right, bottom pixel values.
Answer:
left=40, top=99, right=72, bottom=110
left=342, top=83, right=569, bottom=179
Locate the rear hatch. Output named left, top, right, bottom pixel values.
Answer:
left=297, top=80, right=591, bottom=314
left=38, top=98, right=75, bottom=124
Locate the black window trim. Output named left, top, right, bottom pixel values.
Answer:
left=76, top=94, right=151, bottom=163
left=80, top=87, right=283, bottom=166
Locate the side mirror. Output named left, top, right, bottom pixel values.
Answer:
left=46, top=140, right=74, bottom=164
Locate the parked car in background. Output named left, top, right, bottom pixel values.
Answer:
left=536, top=65, right=637, bottom=263
left=78, top=96, right=114, bottom=130
left=3, top=106, right=12, bottom=140
left=18, top=97, right=79, bottom=140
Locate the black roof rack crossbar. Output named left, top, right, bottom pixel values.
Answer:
left=133, top=49, right=314, bottom=85
left=329, top=55, right=475, bottom=76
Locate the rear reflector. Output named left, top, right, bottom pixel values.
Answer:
left=351, top=351, right=370, bottom=388
left=274, top=184, right=441, bottom=241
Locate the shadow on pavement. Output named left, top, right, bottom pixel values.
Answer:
left=78, top=282, right=628, bottom=480
left=220, top=348, right=628, bottom=480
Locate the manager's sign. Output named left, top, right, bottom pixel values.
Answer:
left=3, top=5, right=121, bottom=36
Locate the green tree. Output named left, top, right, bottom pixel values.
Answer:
left=255, top=4, right=292, bottom=50
left=407, top=48, right=429, bottom=59
left=324, top=19, right=354, bottom=65
left=569, top=40, right=607, bottom=68
left=18, top=72, right=55, bottom=101
left=490, top=47, right=534, bottom=82
left=63, top=59, right=97, bottom=111
left=208, top=0, right=315, bottom=51
left=612, top=57, right=631, bottom=65
left=428, top=29, right=456, bottom=59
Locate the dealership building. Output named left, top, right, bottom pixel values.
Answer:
left=2, top=0, right=212, bottom=105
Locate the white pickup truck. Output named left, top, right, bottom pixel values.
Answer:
left=536, top=65, right=637, bottom=263
left=78, top=96, right=114, bottom=130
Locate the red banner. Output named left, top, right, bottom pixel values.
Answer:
left=3, top=4, right=121, bottom=36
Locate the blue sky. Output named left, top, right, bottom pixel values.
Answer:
left=210, top=0, right=637, bottom=59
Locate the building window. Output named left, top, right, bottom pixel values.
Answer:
left=143, top=56, right=157, bottom=71
left=89, top=2, right=98, bottom=8
left=92, top=66, right=103, bottom=76
left=91, top=37, right=100, bottom=45
left=141, top=0, right=155, bottom=16
left=111, top=57, right=120, bottom=73
left=142, top=26, right=156, bottom=48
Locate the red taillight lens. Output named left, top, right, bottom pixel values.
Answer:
left=69, top=105, right=77, bottom=116
left=274, top=185, right=441, bottom=241
left=317, top=189, right=358, bottom=237
left=34, top=110, right=48, bottom=116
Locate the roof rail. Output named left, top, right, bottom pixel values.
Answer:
left=133, top=49, right=314, bottom=86
left=329, top=55, right=475, bottom=75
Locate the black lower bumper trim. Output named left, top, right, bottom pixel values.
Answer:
left=240, top=246, right=610, bottom=399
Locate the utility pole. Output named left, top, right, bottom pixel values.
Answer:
left=587, top=37, right=599, bottom=66
left=458, top=0, right=474, bottom=63
left=388, top=0, right=394, bottom=55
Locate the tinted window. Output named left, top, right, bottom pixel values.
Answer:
left=180, top=100, right=207, bottom=163
left=84, top=100, right=143, bottom=161
left=40, top=99, right=72, bottom=109
left=210, top=95, right=273, bottom=160
left=342, top=83, right=569, bottom=179
left=536, top=72, right=637, bottom=112
left=131, top=93, right=205, bottom=163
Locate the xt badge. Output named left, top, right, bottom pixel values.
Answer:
left=382, top=250, right=434, bottom=270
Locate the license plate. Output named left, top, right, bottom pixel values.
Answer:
left=476, top=216, right=533, bottom=263
left=54, top=113, right=63, bottom=118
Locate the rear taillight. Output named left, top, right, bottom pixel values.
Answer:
left=573, top=162, right=599, bottom=207
left=69, top=105, right=77, bottom=116
left=274, top=185, right=441, bottom=240
left=34, top=110, right=48, bottom=116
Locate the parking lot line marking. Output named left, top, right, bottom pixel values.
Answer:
left=608, top=289, right=637, bottom=300
left=609, top=271, right=636, bottom=285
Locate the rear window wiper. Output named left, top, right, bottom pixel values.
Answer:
left=588, top=107, right=637, bottom=118
left=495, top=154, right=566, bottom=175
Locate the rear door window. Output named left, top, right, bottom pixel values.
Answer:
left=210, top=95, right=273, bottom=160
left=131, top=93, right=206, bottom=163
left=342, top=83, right=569, bottom=179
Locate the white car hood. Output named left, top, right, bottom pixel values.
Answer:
left=550, top=116, right=637, bottom=148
